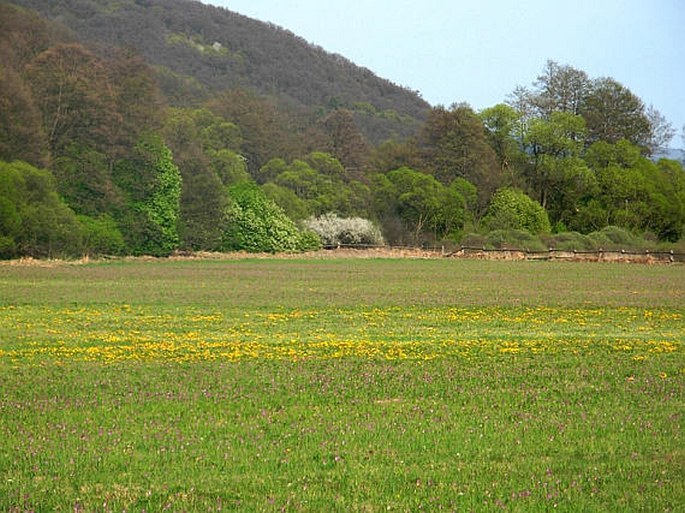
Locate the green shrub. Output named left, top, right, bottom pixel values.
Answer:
left=546, top=231, right=597, bottom=251
left=485, top=229, right=547, bottom=251
left=483, top=188, right=551, bottom=234
left=0, top=160, right=82, bottom=258
left=222, top=182, right=320, bottom=253
left=78, top=215, right=126, bottom=256
left=587, top=226, right=643, bottom=250
left=0, top=235, right=16, bottom=259
left=458, top=233, right=486, bottom=248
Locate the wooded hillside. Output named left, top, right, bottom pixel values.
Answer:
left=9, top=0, right=429, bottom=144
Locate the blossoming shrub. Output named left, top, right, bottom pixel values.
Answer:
left=304, top=212, right=385, bottom=247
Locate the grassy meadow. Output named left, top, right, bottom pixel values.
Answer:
left=0, top=257, right=683, bottom=511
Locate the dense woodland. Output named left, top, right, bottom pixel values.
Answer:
left=1, top=0, right=684, bottom=259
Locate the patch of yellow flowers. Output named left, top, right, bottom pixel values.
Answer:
left=0, top=305, right=682, bottom=364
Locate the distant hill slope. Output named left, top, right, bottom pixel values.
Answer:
left=653, top=147, right=684, bottom=162
left=9, top=0, right=430, bottom=143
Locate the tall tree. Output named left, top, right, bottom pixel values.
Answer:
left=207, top=90, right=304, bottom=172
left=522, top=111, right=596, bottom=222
left=109, top=51, right=166, bottom=156
left=0, top=65, right=49, bottom=167
left=417, top=104, right=501, bottom=208
left=113, top=134, right=182, bottom=256
left=374, top=167, right=466, bottom=243
left=479, top=103, right=525, bottom=182
left=645, top=105, right=675, bottom=153
left=581, top=77, right=652, bottom=152
left=508, top=61, right=590, bottom=120
left=25, top=44, right=122, bottom=158
left=531, top=60, right=591, bottom=117
left=320, top=109, right=370, bottom=175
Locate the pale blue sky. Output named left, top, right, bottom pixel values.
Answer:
left=204, top=1, right=684, bottom=147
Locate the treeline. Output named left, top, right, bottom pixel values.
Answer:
left=1, top=3, right=684, bottom=259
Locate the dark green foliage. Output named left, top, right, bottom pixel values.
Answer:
left=577, top=141, right=685, bottom=241
left=418, top=104, right=502, bottom=207
left=582, top=78, right=652, bottom=152
left=160, top=108, right=245, bottom=250
left=0, top=65, right=49, bottom=168
left=222, top=182, right=320, bottom=253
left=25, top=43, right=121, bottom=158
left=178, top=169, right=226, bottom=251
left=52, top=145, right=123, bottom=217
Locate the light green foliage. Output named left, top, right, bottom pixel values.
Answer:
left=135, top=136, right=181, bottom=254
left=261, top=182, right=310, bottom=221
left=113, top=134, right=181, bottom=256
left=194, top=109, right=243, bottom=152
left=525, top=111, right=586, bottom=158
left=484, top=187, right=551, bottom=234
left=77, top=214, right=126, bottom=256
left=479, top=103, right=524, bottom=174
left=209, top=149, right=249, bottom=186
left=166, top=33, right=231, bottom=56
left=579, top=140, right=685, bottom=240
left=449, top=177, right=478, bottom=225
left=266, top=153, right=361, bottom=217
left=0, top=160, right=81, bottom=258
left=370, top=167, right=468, bottom=243
left=520, top=112, right=595, bottom=225
left=388, top=167, right=444, bottom=241
left=0, top=161, right=79, bottom=258
left=0, top=165, right=22, bottom=258
left=305, top=151, right=345, bottom=179
left=222, top=182, right=320, bottom=253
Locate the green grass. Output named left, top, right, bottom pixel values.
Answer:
left=0, top=258, right=683, bottom=511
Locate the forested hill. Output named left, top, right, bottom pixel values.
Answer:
left=8, top=0, right=429, bottom=142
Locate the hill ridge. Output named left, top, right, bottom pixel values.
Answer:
left=8, top=0, right=429, bottom=142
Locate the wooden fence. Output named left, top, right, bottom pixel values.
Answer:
left=322, top=244, right=685, bottom=263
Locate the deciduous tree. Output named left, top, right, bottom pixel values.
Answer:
left=417, top=104, right=501, bottom=207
